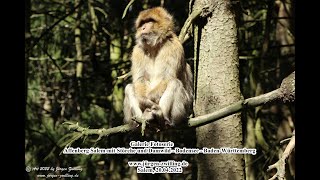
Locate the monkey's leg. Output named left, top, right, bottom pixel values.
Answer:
left=123, top=84, right=143, bottom=124
left=158, top=79, right=190, bottom=127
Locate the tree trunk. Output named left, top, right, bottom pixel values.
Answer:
left=75, top=0, right=84, bottom=79
left=193, top=0, right=244, bottom=179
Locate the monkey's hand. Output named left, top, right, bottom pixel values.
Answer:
left=147, top=90, right=162, bottom=104
left=147, top=81, right=167, bottom=103
left=151, top=105, right=163, bottom=117
left=142, top=108, right=155, bottom=121
left=142, top=108, right=162, bottom=132
left=150, top=105, right=175, bottom=130
left=164, top=119, right=175, bottom=129
left=142, top=105, right=163, bottom=122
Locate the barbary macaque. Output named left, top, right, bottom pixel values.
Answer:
left=123, top=7, right=193, bottom=129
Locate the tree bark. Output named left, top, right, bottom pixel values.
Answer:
left=193, top=0, right=245, bottom=179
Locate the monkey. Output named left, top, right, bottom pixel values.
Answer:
left=123, top=7, right=193, bottom=129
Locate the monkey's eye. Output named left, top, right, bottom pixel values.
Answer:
left=138, top=18, right=156, bottom=28
left=144, top=18, right=155, bottom=23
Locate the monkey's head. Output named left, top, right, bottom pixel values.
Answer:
left=135, top=7, right=175, bottom=48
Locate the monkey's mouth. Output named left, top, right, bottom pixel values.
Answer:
left=141, top=34, right=150, bottom=41
left=140, top=33, right=157, bottom=46
left=141, top=36, right=148, bottom=43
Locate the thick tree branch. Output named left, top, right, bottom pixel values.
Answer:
left=187, top=89, right=282, bottom=127
left=60, top=71, right=294, bottom=147
left=188, top=71, right=295, bottom=127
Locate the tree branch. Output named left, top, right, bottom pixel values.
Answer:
left=122, top=0, right=136, bottom=19
left=188, top=71, right=294, bottom=127
left=178, top=3, right=218, bottom=43
left=60, top=71, right=295, bottom=147
left=58, top=122, right=134, bottom=149
left=117, top=71, right=132, bottom=80
left=267, top=130, right=295, bottom=180
left=178, top=7, right=203, bottom=43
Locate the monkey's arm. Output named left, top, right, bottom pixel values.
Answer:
left=147, top=37, right=185, bottom=103
left=131, top=46, right=146, bottom=81
left=131, top=46, right=160, bottom=109
left=160, top=37, right=185, bottom=77
left=147, top=80, right=168, bottom=103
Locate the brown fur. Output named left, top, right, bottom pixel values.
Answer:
left=123, top=7, right=193, bottom=129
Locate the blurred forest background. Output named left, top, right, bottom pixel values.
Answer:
left=25, top=0, right=295, bottom=179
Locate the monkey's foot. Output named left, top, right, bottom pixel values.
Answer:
left=151, top=104, right=160, bottom=110
left=142, top=108, right=156, bottom=122
left=150, top=105, right=163, bottom=118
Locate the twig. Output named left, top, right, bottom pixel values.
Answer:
left=117, top=72, right=132, bottom=80
left=41, top=46, right=65, bottom=78
left=267, top=130, right=295, bottom=180
left=122, top=0, right=136, bottom=19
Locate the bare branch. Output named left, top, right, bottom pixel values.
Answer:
left=122, top=0, right=136, bottom=19
left=178, top=7, right=203, bottom=43
left=117, top=72, right=132, bottom=80
left=40, top=46, right=65, bottom=78
left=188, top=71, right=294, bottom=127
left=178, top=3, right=218, bottom=43
left=267, top=130, right=295, bottom=180
left=59, top=121, right=135, bottom=149
left=65, top=121, right=133, bottom=136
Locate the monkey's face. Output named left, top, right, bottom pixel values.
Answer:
left=136, top=20, right=159, bottom=47
left=134, top=7, right=174, bottom=49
